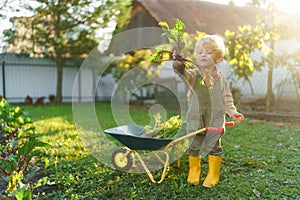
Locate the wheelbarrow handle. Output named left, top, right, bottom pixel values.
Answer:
left=166, top=121, right=236, bottom=149
left=225, top=121, right=235, bottom=127
left=205, top=121, right=235, bottom=133
left=206, top=127, right=224, bottom=133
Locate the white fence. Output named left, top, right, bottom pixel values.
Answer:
left=0, top=53, right=113, bottom=104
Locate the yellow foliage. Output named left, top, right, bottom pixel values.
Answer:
left=158, top=21, right=169, bottom=29
left=230, top=58, right=238, bottom=66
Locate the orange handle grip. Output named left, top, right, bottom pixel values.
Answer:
left=205, top=121, right=234, bottom=134
left=206, top=127, right=224, bottom=133
left=225, top=121, right=235, bottom=127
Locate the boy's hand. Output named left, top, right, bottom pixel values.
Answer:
left=231, top=113, right=244, bottom=123
left=172, top=51, right=177, bottom=60
left=172, top=50, right=185, bottom=60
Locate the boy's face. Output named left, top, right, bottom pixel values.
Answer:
left=196, top=45, right=221, bottom=69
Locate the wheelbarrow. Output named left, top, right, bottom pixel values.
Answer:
left=104, top=122, right=234, bottom=183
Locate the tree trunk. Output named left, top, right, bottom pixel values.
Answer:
left=266, top=39, right=275, bottom=112
left=56, top=55, right=63, bottom=104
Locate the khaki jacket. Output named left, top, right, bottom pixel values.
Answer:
left=173, top=61, right=238, bottom=118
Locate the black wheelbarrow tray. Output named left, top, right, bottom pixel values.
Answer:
left=104, top=122, right=234, bottom=183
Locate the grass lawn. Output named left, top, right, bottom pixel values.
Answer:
left=19, top=103, right=300, bottom=199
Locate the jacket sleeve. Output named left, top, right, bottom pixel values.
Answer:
left=222, top=75, right=238, bottom=117
left=172, top=60, right=196, bottom=87
left=173, top=60, right=185, bottom=75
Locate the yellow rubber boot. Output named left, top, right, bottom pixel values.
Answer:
left=187, top=156, right=201, bottom=185
left=202, top=155, right=222, bottom=187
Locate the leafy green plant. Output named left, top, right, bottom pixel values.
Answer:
left=159, top=18, right=186, bottom=54
left=0, top=98, right=51, bottom=199
left=149, top=18, right=204, bottom=66
left=144, top=113, right=184, bottom=138
left=149, top=18, right=190, bottom=64
left=149, top=18, right=218, bottom=88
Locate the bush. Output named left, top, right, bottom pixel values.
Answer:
left=0, top=98, right=51, bottom=199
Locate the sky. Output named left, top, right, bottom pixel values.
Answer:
left=0, top=0, right=299, bottom=51
left=207, top=0, right=300, bottom=14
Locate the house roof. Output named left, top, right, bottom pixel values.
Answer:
left=134, top=0, right=259, bottom=35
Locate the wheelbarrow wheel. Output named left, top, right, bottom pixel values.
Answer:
left=111, top=148, right=133, bottom=171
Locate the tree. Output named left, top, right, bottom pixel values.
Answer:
left=5, top=0, right=132, bottom=104
left=225, top=0, right=295, bottom=112
left=224, top=25, right=271, bottom=94
left=249, top=0, right=293, bottom=111
left=0, top=0, right=27, bottom=17
left=0, top=0, right=34, bottom=52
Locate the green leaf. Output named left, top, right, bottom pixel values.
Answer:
left=17, top=130, right=27, bottom=138
left=24, top=166, right=40, bottom=182
left=150, top=18, right=186, bottom=63
left=0, top=159, right=16, bottom=174
left=172, top=18, right=185, bottom=31
left=18, top=140, right=51, bottom=159
left=15, top=187, right=31, bottom=200
left=25, top=149, right=45, bottom=164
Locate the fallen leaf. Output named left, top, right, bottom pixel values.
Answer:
left=275, top=159, right=282, bottom=164
left=288, top=146, right=297, bottom=151
left=276, top=143, right=282, bottom=147
left=262, top=161, right=267, bottom=166
left=253, top=188, right=261, bottom=197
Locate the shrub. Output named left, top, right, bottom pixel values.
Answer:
left=0, top=98, right=51, bottom=199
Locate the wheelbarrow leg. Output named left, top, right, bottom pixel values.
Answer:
left=135, top=151, right=170, bottom=184
left=173, top=145, right=181, bottom=168
left=151, top=151, right=167, bottom=165
left=152, top=145, right=181, bottom=168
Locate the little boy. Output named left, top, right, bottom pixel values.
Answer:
left=173, top=35, right=244, bottom=187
